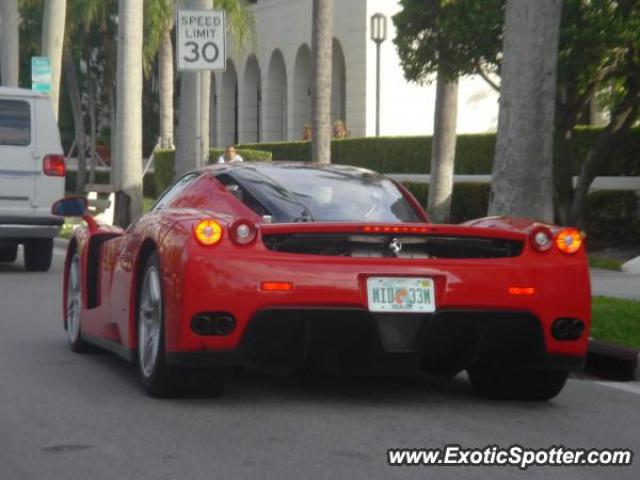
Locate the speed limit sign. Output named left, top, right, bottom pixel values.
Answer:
left=176, top=10, right=226, bottom=71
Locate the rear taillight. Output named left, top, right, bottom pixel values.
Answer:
left=529, top=226, right=553, bottom=252
left=194, top=219, right=223, bottom=246
left=230, top=220, right=257, bottom=245
left=555, top=228, right=583, bottom=254
left=43, top=154, right=66, bottom=177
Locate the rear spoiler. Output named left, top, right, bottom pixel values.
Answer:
left=259, top=222, right=526, bottom=242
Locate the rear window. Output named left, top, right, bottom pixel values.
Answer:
left=224, top=165, right=422, bottom=223
left=0, top=99, right=30, bottom=146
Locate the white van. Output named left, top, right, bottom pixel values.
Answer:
left=0, top=87, right=65, bottom=271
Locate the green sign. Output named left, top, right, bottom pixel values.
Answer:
left=31, top=56, right=51, bottom=94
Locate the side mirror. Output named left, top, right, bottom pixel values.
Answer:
left=51, top=196, right=88, bottom=217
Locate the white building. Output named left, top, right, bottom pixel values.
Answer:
left=210, top=0, right=499, bottom=147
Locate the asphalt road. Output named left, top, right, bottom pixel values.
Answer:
left=1, top=249, right=638, bottom=480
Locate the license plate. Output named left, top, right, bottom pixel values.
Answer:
left=366, top=277, right=436, bottom=313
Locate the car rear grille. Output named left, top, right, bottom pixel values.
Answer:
left=261, top=233, right=524, bottom=259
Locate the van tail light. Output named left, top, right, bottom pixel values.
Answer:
left=43, top=154, right=66, bottom=177
left=529, top=226, right=553, bottom=252
left=230, top=220, right=257, bottom=245
left=555, top=228, right=583, bottom=254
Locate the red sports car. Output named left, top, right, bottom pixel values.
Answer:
left=55, top=162, right=590, bottom=399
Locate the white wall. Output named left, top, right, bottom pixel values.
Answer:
left=211, top=0, right=499, bottom=147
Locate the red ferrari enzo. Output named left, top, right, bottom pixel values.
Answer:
left=55, top=162, right=590, bottom=399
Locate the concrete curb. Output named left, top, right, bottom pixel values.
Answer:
left=585, top=338, right=640, bottom=381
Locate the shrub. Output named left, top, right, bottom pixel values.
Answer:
left=586, top=191, right=640, bottom=242
left=403, top=182, right=639, bottom=243
left=239, top=127, right=640, bottom=176
left=402, top=182, right=491, bottom=223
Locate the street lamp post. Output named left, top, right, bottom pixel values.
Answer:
left=370, top=12, right=387, bottom=137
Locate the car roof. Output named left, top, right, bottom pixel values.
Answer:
left=198, top=161, right=381, bottom=178
left=0, top=86, right=47, bottom=99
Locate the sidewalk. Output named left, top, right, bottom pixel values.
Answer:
left=591, top=268, right=640, bottom=300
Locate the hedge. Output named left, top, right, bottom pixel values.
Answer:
left=402, top=182, right=640, bottom=242
left=238, top=127, right=640, bottom=176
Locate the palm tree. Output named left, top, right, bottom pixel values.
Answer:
left=489, top=0, right=562, bottom=222
left=0, top=0, right=20, bottom=86
left=427, top=71, right=458, bottom=223
left=310, top=0, right=334, bottom=164
left=41, top=0, right=67, bottom=119
left=63, top=0, right=117, bottom=192
left=114, top=0, right=144, bottom=225
left=144, top=0, right=175, bottom=149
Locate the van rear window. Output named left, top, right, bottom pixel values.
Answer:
left=0, top=100, right=30, bottom=146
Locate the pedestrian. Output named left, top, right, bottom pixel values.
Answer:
left=217, top=145, right=244, bottom=163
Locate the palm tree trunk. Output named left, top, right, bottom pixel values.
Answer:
left=63, top=51, right=87, bottom=194
left=311, top=0, right=334, bottom=164
left=427, top=71, right=458, bottom=223
left=175, top=0, right=212, bottom=177
left=158, top=27, right=174, bottom=149
left=114, top=0, right=144, bottom=226
left=488, top=0, right=562, bottom=222
left=88, top=79, right=98, bottom=184
left=0, top=0, right=20, bottom=87
left=41, top=0, right=67, bottom=119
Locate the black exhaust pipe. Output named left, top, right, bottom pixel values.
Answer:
left=551, top=318, right=585, bottom=341
left=191, top=313, right=236, bottom=336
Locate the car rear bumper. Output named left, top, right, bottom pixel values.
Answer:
left=0, top=216, right=63, bottom=240
left=165, top=308, right=585, bottom=373
left=163, top=250, right=590, bottom=372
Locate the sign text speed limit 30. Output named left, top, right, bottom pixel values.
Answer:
left=176, top=10, right=226, bottom=71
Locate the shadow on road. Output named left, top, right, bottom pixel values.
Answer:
left=49, top=338, right=558, bottom=411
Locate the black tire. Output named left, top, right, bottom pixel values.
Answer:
left=24, top=239, right=53, bottom=272
left=65, top=251, right=94, bottom=353
left=468, top=366, right=569, bottom=401
left=0, top=246, right=18, bottom=263
left=137, top=252, right=225, bottom=398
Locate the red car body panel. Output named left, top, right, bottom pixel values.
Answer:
left=62, top=165, right=591, bottom=372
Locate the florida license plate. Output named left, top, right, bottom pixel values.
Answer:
left=366, top=277, right=436, bottom=313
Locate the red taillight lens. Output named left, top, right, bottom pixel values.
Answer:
left=230, top=220, right=257, bottom=245
left=508, top=287, right=536, bottom=296
left=529, top=226, right=553, bottom=252
left=194, top=219, right=223, bottom=246
left=43, top=154, right=66, bottom=177
left=555, top=228, right=583, bottom=254
left=260, top=281, right=293, bottom=292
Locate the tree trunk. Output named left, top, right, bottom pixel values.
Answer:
left=427, top=72, right=458, bottom=223
left=175, top=0, right=212, bottom=178
left=311, top=0, right=334, bottom=164
left=0, top=0, right=19, bottom=87
left=488, top=0, right=562, bottom=222
left=41, top=0, right=67, bottom=119
left=63, top=51, right=87, bottom=194
left=88, top=79, right=97, bottom=184
left=158, top=27, right=174, bottom=149
left=114, top=0, right=144, bottom=226
left=109, top=87, right=116, bottom=183
left=570, top=78, right=639, bottom=229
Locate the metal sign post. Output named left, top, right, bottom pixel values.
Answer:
left=176, top=9, right=227, bottom=166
